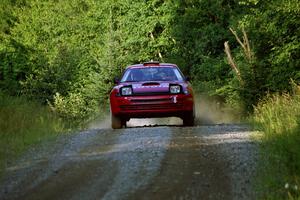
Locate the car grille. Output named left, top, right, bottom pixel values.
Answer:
left=120, top=103, right=183, bottom=111
left=132, top=92, right=170, bottom=96
left=130, top=98, right=171, bottom=103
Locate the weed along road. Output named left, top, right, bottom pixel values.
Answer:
left=0, top=124, right=258, bottom=200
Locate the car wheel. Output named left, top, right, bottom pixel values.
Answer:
left=111, top=115, right=124, bottom=129
left=183, top=112, right=195, bottom=126
left=121, top=119, right=127, bottom=128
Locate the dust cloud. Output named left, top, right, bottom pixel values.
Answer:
left=88, top=115, right=111, bottom=129
left=194, top=95, right=239, bottom=125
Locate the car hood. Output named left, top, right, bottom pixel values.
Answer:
left=132, top=82, right=169, bottom=94
left=117, top=81, right=187, bottom=94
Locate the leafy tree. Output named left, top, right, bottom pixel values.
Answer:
left=0, top=0, right=299, bottom=118
left=221, top=0, right=300, bottom=111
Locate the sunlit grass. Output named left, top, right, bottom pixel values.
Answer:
left=0, top=94, right=68, bottom=175
left=253, top=91, right=300, bottom=199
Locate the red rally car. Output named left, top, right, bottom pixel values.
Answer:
left=109, top=61, right=195, bottom=129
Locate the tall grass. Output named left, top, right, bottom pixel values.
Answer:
left=253, top=90, right=300, bottom=199
left=0, top=93, right=67, bottom=174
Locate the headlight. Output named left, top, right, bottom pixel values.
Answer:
left=120, top=86, right=133, bottom=96
left=170, top=85, right=181, bottom=94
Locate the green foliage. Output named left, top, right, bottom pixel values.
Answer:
left=191, top=55, right=233, bottom=106
left=1, top=0, right=117, bottom=119
left=253, top=89, right=300, bottom=199
left=50, top=93, right=89, bottom=120
left=169, top=0, right=242, bottom=75
left=0, top=0, right=299, bottom=119
left=224, top=0, right=300, bottom=111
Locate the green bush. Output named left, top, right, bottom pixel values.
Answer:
left=49, top=92, right=97, bottom=121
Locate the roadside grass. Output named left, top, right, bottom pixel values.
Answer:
left=253, top=91, right=300, bottom=199
left=0, top=94, right=69, bottom=175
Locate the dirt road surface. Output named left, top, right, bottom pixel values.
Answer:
left=0, top=121, right=258, bottom=200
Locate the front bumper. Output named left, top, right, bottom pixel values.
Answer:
left=110, top=94, right=194, bottom=119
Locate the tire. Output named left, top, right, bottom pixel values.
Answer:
left=111, top=115, right=125, bottom=129
left=183, top=111, right=195, bottom=126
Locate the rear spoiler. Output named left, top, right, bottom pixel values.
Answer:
left=143, top=61, right=160, bottom=66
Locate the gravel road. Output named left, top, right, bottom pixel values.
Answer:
left=0, top=122, right=258, bottom=200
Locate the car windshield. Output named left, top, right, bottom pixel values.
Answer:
left=120, top=67, right=184, bottom=82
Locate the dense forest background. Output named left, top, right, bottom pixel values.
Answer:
left=0, top=0, right=299, bottom=120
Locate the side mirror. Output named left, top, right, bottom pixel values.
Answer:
left=114, top=77, right=120, bottom=84
left=185, top=76, right=191, bottom=82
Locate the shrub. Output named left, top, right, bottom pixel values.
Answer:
left=50, top=92, right=96, bottom=121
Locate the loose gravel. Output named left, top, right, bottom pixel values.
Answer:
left=0, top=124, right=258, bottom=200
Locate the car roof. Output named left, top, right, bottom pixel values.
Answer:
left=125, top=62, right=178, bottom=69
